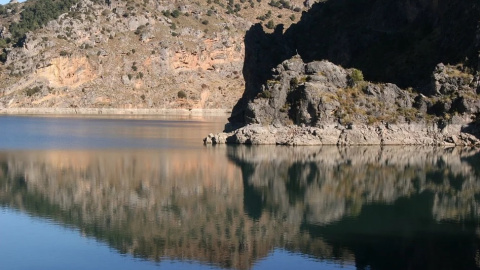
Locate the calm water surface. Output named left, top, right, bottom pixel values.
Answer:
left=0, top=115, right=480, bottom=270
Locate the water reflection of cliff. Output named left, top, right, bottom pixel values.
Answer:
left=229, top=146, right=480, bottom=269
left=1, top=147, right=480, bottom=269
left=230, top=146, right=480, bottom=224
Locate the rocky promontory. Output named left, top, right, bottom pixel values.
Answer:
left=205, top=56, right=480, bottom=146
left=205, top=0, right=480, bottom=146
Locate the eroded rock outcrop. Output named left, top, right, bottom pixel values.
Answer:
left=206, top=57, right=480, bottom=146
left=205, top=0, right=480, bottom=146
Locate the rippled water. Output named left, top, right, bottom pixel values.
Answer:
left=1, top=115, right=480, bottom=270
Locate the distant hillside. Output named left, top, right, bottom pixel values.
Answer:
left=0, top=0, right=307, bottom=110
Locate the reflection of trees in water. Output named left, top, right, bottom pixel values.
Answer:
left=1, top=147, right=480, bottom=269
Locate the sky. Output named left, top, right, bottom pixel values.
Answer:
left=0, top=0, right=26, bottom=6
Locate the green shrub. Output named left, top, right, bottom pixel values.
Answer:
left=351, top=68, right=364, bottom=83
left=134, top=25, right=146, bottom=35
left=266, top=20, right=275, bottom=29
left=0, top=50, right=7, bottom=63
left=290, top=77, right=299, bottom=89
left=259, top=90, right=272, bottom=98
left=171, top=9, right=181, bottom=18
left=177, top=90, right=187, bottom=98
left=0, top=39, right=7, bottom=49
left=25, top=86, right=42, bottom=97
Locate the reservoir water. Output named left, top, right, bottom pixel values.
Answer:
left=0, top=115, right=479, bottom=270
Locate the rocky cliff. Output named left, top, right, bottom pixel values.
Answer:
left=206, top=57, right=480, bottom=145
left=0, top=0, right=307, bottom=110
left=206, top=0, right=480, bottom=145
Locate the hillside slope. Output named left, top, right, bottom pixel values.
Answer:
left=0, top=0, right=307, bottom=111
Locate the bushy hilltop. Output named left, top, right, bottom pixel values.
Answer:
left=0, top=0, right=307, bottom=110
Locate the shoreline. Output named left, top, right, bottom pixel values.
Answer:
left=204, top=123, right=480, bottom=146
left=0, top=107, right=232, bottom=116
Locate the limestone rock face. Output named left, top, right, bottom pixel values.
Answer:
left=241, top=58, right=420, bottom=128
left=205, top=57, right=480, bottom=146
left=0, top=0, right=314, bottom=111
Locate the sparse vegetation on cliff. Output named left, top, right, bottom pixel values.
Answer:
left=350, top=68, right=364, bottom=84
left=0, top=0, right=305, bottom=110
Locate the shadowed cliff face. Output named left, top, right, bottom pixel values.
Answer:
left=287, top=0, right=480, bottom=88
left=231, top=0, right=480, bottom=126
left=2, top=147, right=480, bottom=269
left=229, top=24, right=294, bottom=126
